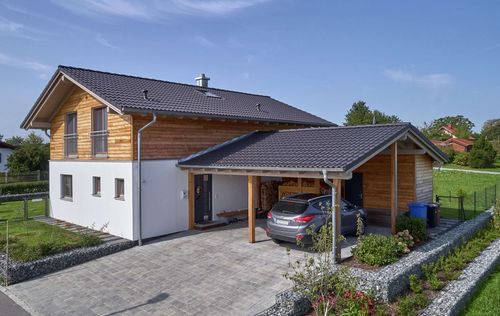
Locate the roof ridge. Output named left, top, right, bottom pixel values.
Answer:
left=58, top=65, right=272, bottom=98
left=275, top=122, right=411, bottom=133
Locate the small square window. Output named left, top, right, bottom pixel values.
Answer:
left=92, top=176, right=101, bottom=196
left=61, top=174, right=73, bottom=200
left=115, top=178, right=124, bottom=200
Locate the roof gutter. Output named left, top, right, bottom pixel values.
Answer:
left=137, top=113, right=157, bottom=246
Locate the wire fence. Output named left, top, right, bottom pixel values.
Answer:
left=435, top=182, right=498, bottom=221
left=0, top=170, right=49, bottom=184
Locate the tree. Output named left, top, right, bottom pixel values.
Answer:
left=481, top=119, right=500, bottom=140
left=5, top=136, right=24, bottom=147
left=468, top=135, right=497, bottom=168
left=0, top=133, right=3, bottom=141
left=344, top=101, right=401, bottom=126
left=6, top=133, right=49, bottom=173
left=420, top=115, right=475, bottom=140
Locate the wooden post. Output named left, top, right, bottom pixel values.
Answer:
left=333, top=179, right=342, bottom=262
left=248, top=176, right=256, bottom=243
left=188, top=172, right=195, bottom=229
left=390, top=143, right=398, bottom=234
left=256, top=176, right=261, bottom=210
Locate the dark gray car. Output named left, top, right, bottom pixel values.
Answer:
left=266, top=193, right=367, bottom=245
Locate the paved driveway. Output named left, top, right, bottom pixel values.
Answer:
left=5, top=220, right=309, bottom=316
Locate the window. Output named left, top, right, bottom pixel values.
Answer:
left=91, top=107, right=108, bottom=157
left=115, top=178, right=124, bottom=200
left=64, top=112, right=78, bottom=157
left=61, top=175, right=73, bottom=200
left=92, top=176, right=101, bottom=196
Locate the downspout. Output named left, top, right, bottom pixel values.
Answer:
left=137, top=113, right=157, bottom=246
left=322, top=170, right=338, bottom=266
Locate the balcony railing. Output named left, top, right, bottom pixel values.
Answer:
left=91, top=130, right=108, bottom=157
left=64, top=134, right=78, bottom=157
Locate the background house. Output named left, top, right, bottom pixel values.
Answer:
left=433, top=124, right=475, bottom=153
left=0, top=141, right=15, bottom=172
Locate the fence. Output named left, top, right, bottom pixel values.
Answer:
left=0, top=170, right=49, bottom=184
left=435, top=183, right=498, bottom=221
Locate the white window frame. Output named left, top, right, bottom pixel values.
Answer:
left=115, top=178, right=124, bottom=200
left=91, top=107, right=108, bottom=158
left=64, top=112, right=78, bottom=158
left=60, top=174, right=73, bottom=201
left=92, top=176, right=101, bottom=197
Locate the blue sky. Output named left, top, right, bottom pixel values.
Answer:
left=0, top=0, right=499, bottom=139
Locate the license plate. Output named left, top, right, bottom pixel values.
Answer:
left=276, top=219, right=289, bottom=225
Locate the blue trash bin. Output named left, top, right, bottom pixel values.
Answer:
left=408, top=202, right=427, bottom=220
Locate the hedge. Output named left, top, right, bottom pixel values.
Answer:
left=0, top=181, right=49, bottom=195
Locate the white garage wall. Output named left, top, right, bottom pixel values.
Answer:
left=49, top=160, right=135, bottom=240
left=139, top=160, right=188, bottom=239
left=212, top=175, right=248, bottom=221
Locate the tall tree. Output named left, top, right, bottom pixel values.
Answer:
left=420, top=115, right=475, bottom=140
left=468, top=135, right=497, bottom=168
left=481, top=119, right=500, bottom=140
left=5, top=135, right=24, bottom=147
left=344, top=101, right=400, bottom=126
left=0, top=133, right=3, bottom=141
left=6, top=133, right=49, bottom=173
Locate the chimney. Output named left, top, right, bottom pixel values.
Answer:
left=195, top=73, right=210, bottom=88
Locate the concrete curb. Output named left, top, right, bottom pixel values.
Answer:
left=0, top=285, right=43, bottom=316
left=421, top=238, right=500, bottom=316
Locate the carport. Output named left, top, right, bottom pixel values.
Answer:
left=178, top=123, right=447, bottom=261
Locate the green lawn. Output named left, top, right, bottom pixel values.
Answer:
left=433, top=170, right=500, bottom=219
left=443, top=158, right=500, bottom=173
left=0, top=200, right=101, bottom=262
left=461, top=264, right=500, bottom=316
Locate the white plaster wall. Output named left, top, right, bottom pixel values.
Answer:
left=139, top=160, right=188, bottom=239
left=49, top=160, right=135, bottom=240
left=0, top=148, right=13, bottom=172
left=212, top=175, right=248, bottom=221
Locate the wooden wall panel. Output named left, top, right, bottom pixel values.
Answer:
left=415, top=154, right=433, bottom=203
left=354, top=154, right=416, bottom=211
left=132, top=115, right=303, bottom=160
left=50, top=88, right=133, bottom=160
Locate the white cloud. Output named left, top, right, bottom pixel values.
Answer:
left=96, top=33, right=118, bottom=49
left=0, top=17, right=23, bottom=32
left=193, top=35, right=215, bottom=47
left=0, top=52, right=52, bottom=79
left=51, top=0, right=270, bottom=21
left=383, top=69, right=454, bottom=89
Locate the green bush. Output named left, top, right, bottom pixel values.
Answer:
left=469, top=136, right=497, bottom=168
left=0, top=181, right=48, bottom=195
left=352, top=234, right=405, bottom=266
left=79, top=233, right=102, bottom=248
left=409, top=274, right=423, bottom=294
left=396, top=216, right=427, bottom=242
left=441, top=146, right=456, bottom=162
left=453, top=152, right=470, bottom=166
left=398, top=295, right=416, bottom=316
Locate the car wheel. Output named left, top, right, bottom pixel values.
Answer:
left=272, top=238, right=285, bottom=244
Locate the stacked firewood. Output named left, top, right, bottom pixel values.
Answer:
left=261, top=180, right=280, bottom=211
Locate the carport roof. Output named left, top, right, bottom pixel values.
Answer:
left=178, top=123, right=447, bottom=173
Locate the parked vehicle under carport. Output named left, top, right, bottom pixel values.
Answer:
left=265, top=193, right=367, bottom=245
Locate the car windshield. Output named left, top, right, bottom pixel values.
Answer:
left=272, top=200, right=308, bottom=214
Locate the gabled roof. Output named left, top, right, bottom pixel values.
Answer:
left=448, top=138, right=474, bottom=147
left=441, top=124, right=458, bottom=135
left=178, top=123, right=448, bottom=173
left=0, top=141, right=16, bottom=150
left=21, top=66, right=333, bottom=129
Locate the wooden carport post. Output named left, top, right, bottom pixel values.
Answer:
left=248, top=176, right=256, bottom=243
left=390, top=143, right=398, bottom=234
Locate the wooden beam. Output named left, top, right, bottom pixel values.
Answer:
left=334, top=178, right=342, bottom=263
left=248, top=176, right=256, bottom=243
left=188, top=172, right=195, bottom=229
left=256, top=176, right=261, bottom=210
left=390, top=143, right=398, bottom=234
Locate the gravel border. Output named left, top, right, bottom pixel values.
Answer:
left=0, top=240, right=135, bottom=285
left=421, top=238, right=500, bottom=316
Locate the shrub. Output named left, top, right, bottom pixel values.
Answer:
left=398, top=295, right=416, bottom=316
left=441, top=146, right=456, bottom=162
left=468, top=135, right=497, bottom=168
left=396, top=216, right=427, bottom=242
left=453, top=152, right=470, bottom=166
left=395, top=230, right=415, bottom=253
left=352, top=234, right=405, bottom=266
left=79, top=232, right=102, bottom=248
left=409, top=274, right=423, bottom=294
left=0, top=181, right=48, bottom=195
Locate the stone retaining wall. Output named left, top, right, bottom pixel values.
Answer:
left=256, top=210, right=494, bottom=315
left=421, top=238, right=500, bottom=316
left=0, top=240, right=135, bottom=285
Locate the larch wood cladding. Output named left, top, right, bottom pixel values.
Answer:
left=415, top=154, right=433, bottom=203
left=50, top=88, right=133, bottom=160
left=131, top=114, right=302, bottom=160
left=354, top=154, right=416, bottom=211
